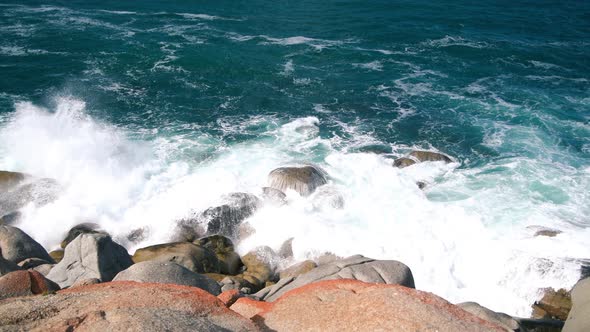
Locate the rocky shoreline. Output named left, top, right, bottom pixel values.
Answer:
left=0, top=152, right=588, bottom=331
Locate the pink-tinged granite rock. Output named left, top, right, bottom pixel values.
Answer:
left=231, top=297, right=272, bottom=320
left=0, top=281, right=258, bottom=331
left=219, top=289, right=243, bottom=307
left=0, top=270, right=59, bottom=300
left=252, top=279, right=506, bottom=332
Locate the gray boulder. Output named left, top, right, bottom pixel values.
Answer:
left=46, top=233, right=133, bottom=288
left=564, top=277, right=590, bottom=332
left=268, top=165, right=327, bottom=196
left=457, top=302, right=520, bottom=331
left=254, top=255, right=414, bottom=302
left=0, top=225, right=54, bottom=264
left=113, top=261, right=221, bottom=295
left=132, top=241, right=220, bottom=274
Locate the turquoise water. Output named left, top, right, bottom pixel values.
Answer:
left=0, top=1, right=589, bottom=315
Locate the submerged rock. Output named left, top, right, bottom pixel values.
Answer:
left=251, top=279, right=505, bottom=331
left=0, top=173, right=60, bottom=216
left=0, top=225, right=54, bottom=264
left=0, top=281, right=257, bottom=331
left=254, top=255, right=414, bottom=302
left=133, top=241, right=220, bottom=274
left=46, top=233, right=133, bottom=288
left=177, top=193, right=261, bottom=241
left=114, top=261, right=221, bottom=295
left=268, top=165, right=327, bottom=196
left=311, top=185, right=344, bottom=210
left=393, top=150, right=453, bottom=168
left=261, top=187, right=287, bottom=206
left=393, top=157, right=416, bottom=168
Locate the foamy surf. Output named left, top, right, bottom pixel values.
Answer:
left=0, top=96, right=587, bottom=317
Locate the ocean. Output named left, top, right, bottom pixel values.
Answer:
left=0, top=0, right=589, bottom=316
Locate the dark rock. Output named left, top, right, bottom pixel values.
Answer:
left=17, top=257, right=51, bottom=269
left=46, top=233, right=133, bottom=288
left=132, top=241, right=220, bottom=274
left=0, top=281, right=257, bottom=331
left=457, top=302, right=520, bottom=331
left=417, top=181, right=426, bottom=189
left=261, top=187, right=287, bottom=206
left=0, top=256, right=21, bottom=276
left=563, top=278, right=590, bottom=332
left=219, top=247, right=278, bottom=293
left=0, top=225, right=54, bottom=264
left=532, top=288, right=572, bottom=320
left=195, top=235, right=243, bottom=275
left=126, top=227, right=148, bottom=243
left=268, top=165, right=327, bottom=196
left=113, top=261, right=221, bottom=295
left=60, top=222, right=103, bottom=249
left=277, top=238, right=294, bottom=259
left=535, top=229, right=562, bottom=237
left=0, top=270, right=60, bottom=300
left=355, top=144, right=393, bottom=155
left=254, top=255, right=415, bottom=302
left=0, top=211, right=22, bottom=225
left=178, top=193, right=261, bottom=241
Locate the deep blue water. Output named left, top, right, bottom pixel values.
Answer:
left=0, top=0, right=589, bottom=315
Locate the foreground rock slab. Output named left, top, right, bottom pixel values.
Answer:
left=249, top=279, right=505, bottom=331
left=564, top=277, right=590, bottom=332
left=0, top=281, right=257, bottom=331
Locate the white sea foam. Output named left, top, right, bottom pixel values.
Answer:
left=0, top=98, right=587, bottom=317
left=422, top=35, right=492, bottom=49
